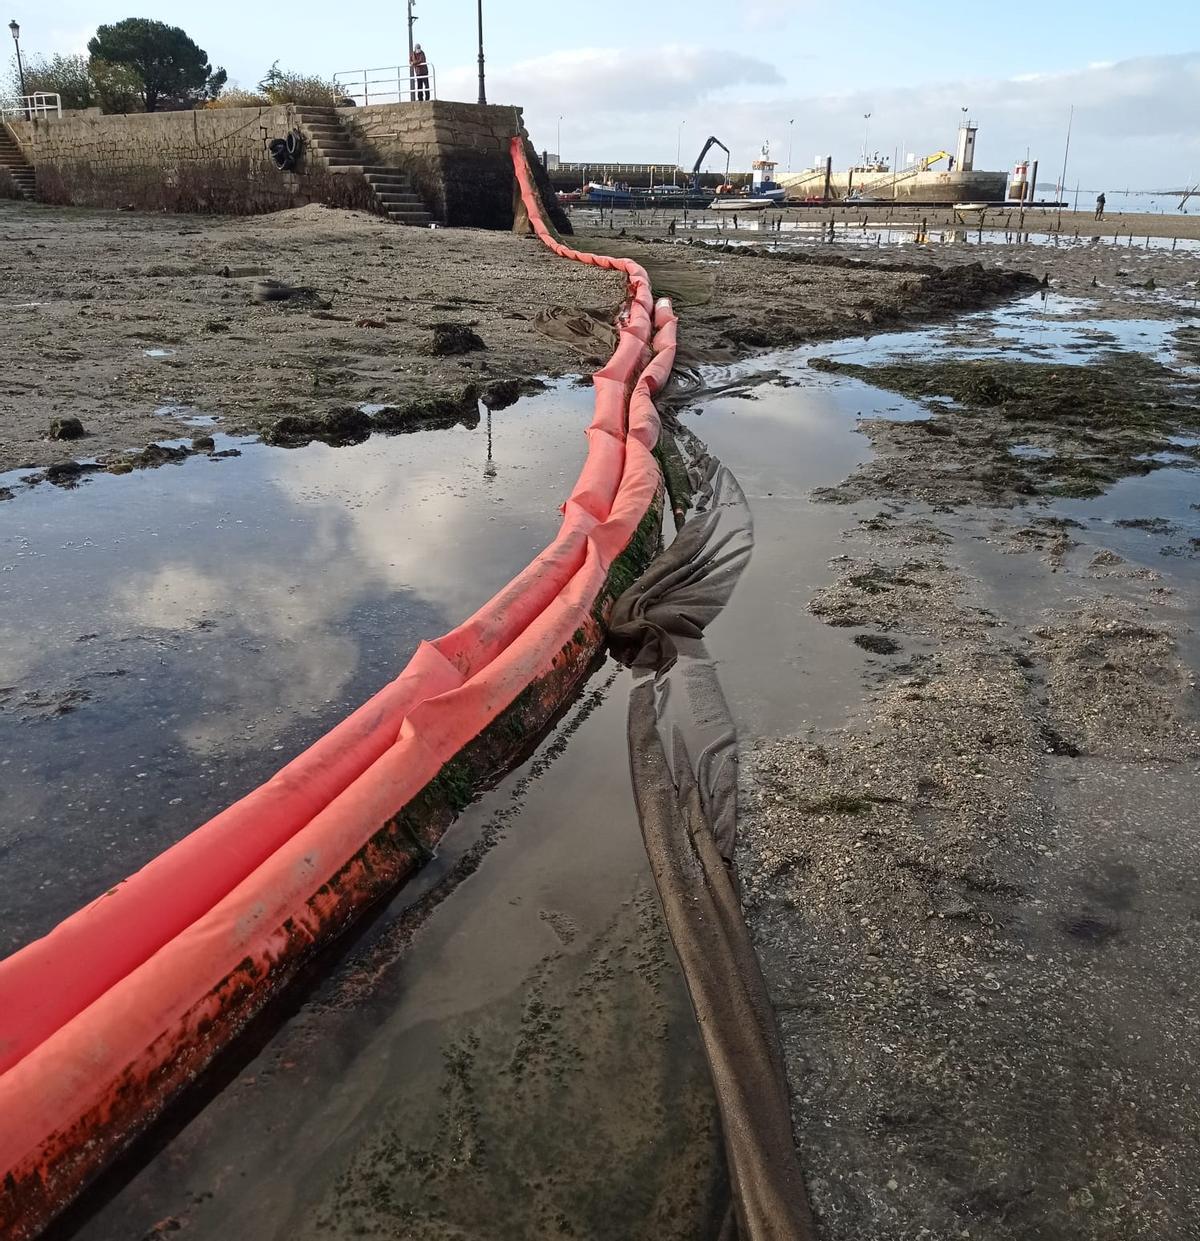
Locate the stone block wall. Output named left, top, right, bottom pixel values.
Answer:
left=3, top=101, right=557, bottom=229
left=7, top=106, right=333, bottom=213
left=343, top=101, right=523, bottom=228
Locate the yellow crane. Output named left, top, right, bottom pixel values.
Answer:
left=917, top=150, right=952, bottom=170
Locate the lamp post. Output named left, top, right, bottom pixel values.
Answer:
left=476, top=0, right=486, bottom=105
left=787, top=117, right=794, bottom=171
left=9, top=20, right=25, bottom=111
left=862, top=111, right=871, bottom=164
left=557, top=113, right=562, bottom=163
left=406, top=0, right=416, bottom=101
left=675, top=119, right=685, bottom=187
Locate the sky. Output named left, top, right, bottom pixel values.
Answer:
left=11, top=0, right=1200, bottom=189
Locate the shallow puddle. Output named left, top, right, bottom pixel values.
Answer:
left=678, top=360, right=877, bottom=735
left=0, top=383, right=588, bottom=952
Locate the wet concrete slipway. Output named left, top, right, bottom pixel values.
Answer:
left=3, top=291, right=1198, bottom=1238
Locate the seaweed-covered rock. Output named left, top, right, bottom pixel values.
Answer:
left=130, top=443, right=190, bottom=468
left=45, top=461, right=103, bottom=486
left=427, top=323, right=486, bottom=356
left=48, top=417, right=85, bottom=441
left=373, top=384, right=481, bottom=433
left=263, top=407, right=371, bottom=448
left=482, top=378, right=523, bottom=410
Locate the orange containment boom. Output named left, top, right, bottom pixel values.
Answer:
left=0, top=138, right=678, bottom=1240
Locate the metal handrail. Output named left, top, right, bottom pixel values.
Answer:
left=1, top=92, right=63, bottom=120
left=332, top=66, right=437, bottom=106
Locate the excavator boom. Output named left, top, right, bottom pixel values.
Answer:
left=692, top=135, right=731, bottom=176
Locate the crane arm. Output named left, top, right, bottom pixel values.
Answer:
left=692, top=136, right=730, bottom=176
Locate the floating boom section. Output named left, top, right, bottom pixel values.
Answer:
left=0, top=138, right=677, bottom=1241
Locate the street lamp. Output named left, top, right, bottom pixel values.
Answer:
left=862, top=111, right=871, bottom=163
left=557, top=113, right=562, bottom=162
left=476, top=0, right=486, bottom=105
left=787, top=117, right=794, bottom=171
left=675, top=119, right=686, bottom=187
left=8, top=20, right=25, bottom=106
left=406, top=1, right=417, bottom=101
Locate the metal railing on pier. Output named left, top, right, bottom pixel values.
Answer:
left=1, top=92, right=62, bottom=120
left=332, top=66, right=437, bottom=107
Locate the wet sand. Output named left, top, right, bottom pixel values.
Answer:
left=671, top=249, right=1200, bottom=1236
left=1, top=198, right=1057, bottom=481
left=0, top=200, right=626, bottom=474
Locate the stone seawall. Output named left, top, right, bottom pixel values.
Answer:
left=6, top=105, right=380, bottom=215
left=4, top=102, right=538, bottom=227
left=343, top=101, right=523, bottom=227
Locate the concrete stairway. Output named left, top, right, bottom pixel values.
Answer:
left=294, top=106, right=432, bottom=227
left=0, top=123, right=36, bottom=200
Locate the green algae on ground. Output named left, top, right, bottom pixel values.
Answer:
left=811, top=350, right=1200, bottom=499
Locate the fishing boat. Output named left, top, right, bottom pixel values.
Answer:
left=708, top=197, right=773, bottom=212
left=749, top=142, right=787, bottom=203
left=581, top=181, right=634, bottom=207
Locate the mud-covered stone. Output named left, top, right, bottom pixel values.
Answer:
left=427, top=323, right=486, bottom=356
left=47, top=417, right=85, bottom=441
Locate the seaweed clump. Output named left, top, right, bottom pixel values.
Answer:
left=810, top=351, right=1200, bottom=499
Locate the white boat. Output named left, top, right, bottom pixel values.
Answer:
left=708, top=197, right=773, bottom=212
left=953, top=201, right=991, bottom=212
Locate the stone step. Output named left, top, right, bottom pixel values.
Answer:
left=376, top=192, right=423, bottom=206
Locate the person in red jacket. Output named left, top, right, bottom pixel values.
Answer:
left=411, top=43, right=430, bottom=100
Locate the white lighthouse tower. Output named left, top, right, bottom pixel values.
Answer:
left=955, top=119, right=978, bottom=172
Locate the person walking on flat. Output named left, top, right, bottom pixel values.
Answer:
left=411, top=43, right=430, bottom=100
left=1095, top=192, right=1106, bottom=220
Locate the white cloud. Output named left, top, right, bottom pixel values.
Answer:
left=441, top=43, right=781, bottom=119
left=44, top=23, right=94, bottom=57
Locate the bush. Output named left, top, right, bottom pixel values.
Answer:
left=258, top=61, right=334, bottom=105
left=206, top=86, right=270, bottom=109
left=11, top=53, right=96, bottom=110
left=3, top=51, right=149, bottom=114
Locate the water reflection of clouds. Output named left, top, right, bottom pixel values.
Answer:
left=270, top=404, right=588, bottom=623
left=0, top=388, right=591, bottom=944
